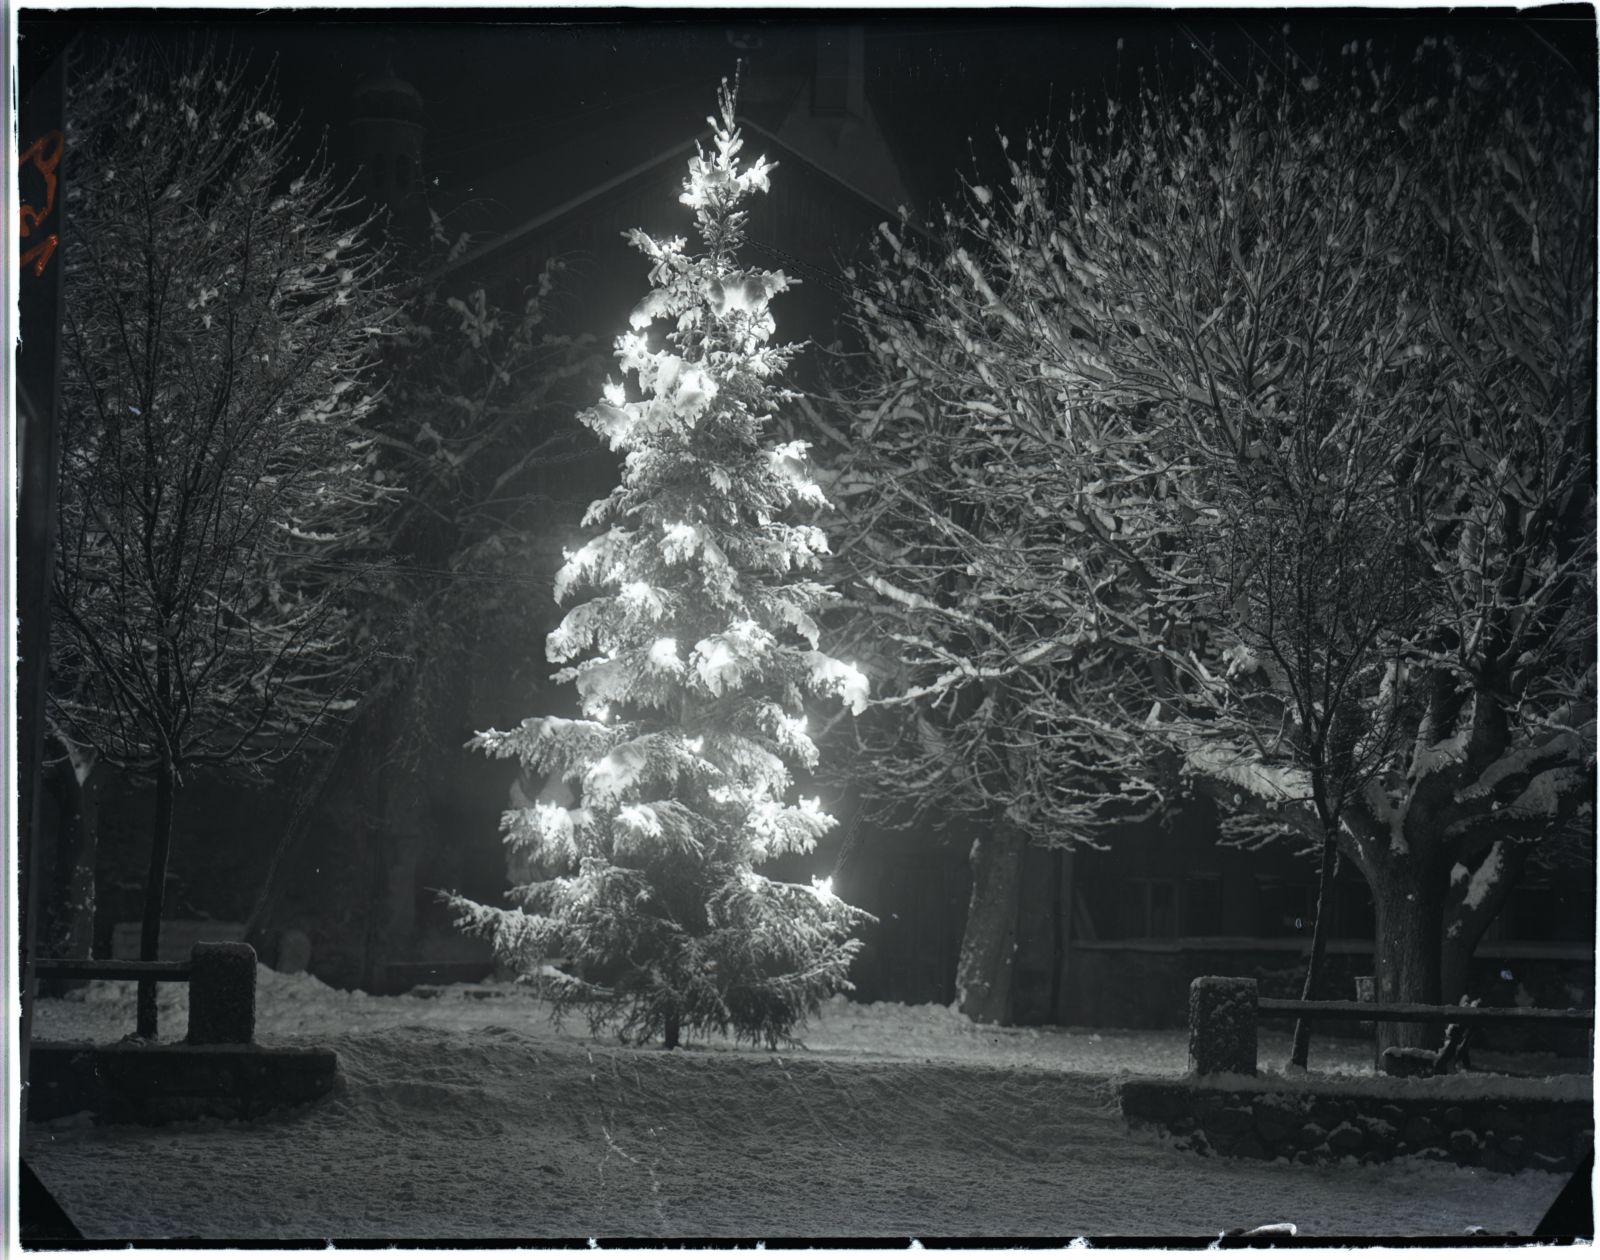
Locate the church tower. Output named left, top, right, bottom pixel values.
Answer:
left=346, top=49, right=426, bottom=241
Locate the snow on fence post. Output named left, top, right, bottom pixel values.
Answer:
left=186, top=942, right=257, bottom=1045
left=1188, top=976, right=1258, bottom=1076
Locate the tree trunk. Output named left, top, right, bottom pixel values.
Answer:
left=242, top=684, right=387, bottom=945
left=135, top=758, right=176, bottom=1039
left=1049, top=847, right=1074, bottom=1024
left=38, top=748, right=98, bottom=995
left=1440, top=842, right=1530, bottom=1008
left=360, top=810, right=388, bottom=993
left=955, top=820, right=1029, bottom=1025
left=1289, top=832, right=1340, bottom=1069
left=1441, top=931, right=1482, bottom=1019
left=1371, top=859, right=1446, bottom=1052
left=663, top=1008, right=680, bottom=1050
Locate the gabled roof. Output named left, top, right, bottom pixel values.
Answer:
left=437, top=131, right=698, bottom=281
left=435, top=71, right=915, bottom=283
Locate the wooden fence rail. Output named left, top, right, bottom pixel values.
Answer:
left=34, top=960, right=192, bottom=982
left=1189, top=976, right=1595, bottom=1077
left=30, top=944, right=256, bottom=1045
left=1259, top=997, right=1595, bottom=1029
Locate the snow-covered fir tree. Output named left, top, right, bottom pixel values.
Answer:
left=448, top=80, right=870, bottom=1050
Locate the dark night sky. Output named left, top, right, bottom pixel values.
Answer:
left=19, top=6, right=1596, bottom=215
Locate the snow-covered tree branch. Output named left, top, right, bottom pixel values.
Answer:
left=820, top=193, right=1185, bottom=1023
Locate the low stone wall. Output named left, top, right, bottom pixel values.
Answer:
left=27, top=1043, right=99, bottom=1123
left=28, top=1041, right=337, bottom=1125
left=1120, top=1073, right=1593, bottom=1173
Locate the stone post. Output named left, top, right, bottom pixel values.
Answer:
left=1188, top=975, right=1258, bottom=1076
left=1356, top=975, right=1379, bottom=1069
left=187, top=941, right=257, bottom=1045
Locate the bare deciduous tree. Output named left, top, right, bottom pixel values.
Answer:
left=51, top=42, right=395, bottom=1035
left=823, top=213, right=1169, bottom=1024
left=833, top=38, right=1595, bottom=1046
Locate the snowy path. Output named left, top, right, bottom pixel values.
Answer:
left=22, top=977, right=1574, bottom=1241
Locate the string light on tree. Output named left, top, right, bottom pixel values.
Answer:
left=446, top=75, right=871, bottom=1050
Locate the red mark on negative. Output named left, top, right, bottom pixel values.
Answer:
left=19, top=129, right=64, bottom=277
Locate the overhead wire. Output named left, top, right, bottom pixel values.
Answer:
left=1176, top=19, right=1244, bottom=93
left=287, top=555, right=568, bottom=589
left=429, top=74, right=713, bottom=172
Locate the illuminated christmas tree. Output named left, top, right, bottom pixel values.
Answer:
left=447, top=79, right=870, bottom=1049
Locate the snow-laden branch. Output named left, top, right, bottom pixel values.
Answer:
left=822, top=39, right=1594, bottom=1017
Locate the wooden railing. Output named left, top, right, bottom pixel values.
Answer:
left=1259, top=996, right=1595, bottom=1029
left=31, top=943, right=257, bottom=1044
left=1188, top=976, right=1595, bottom=1077
left=34, top=960, right=191, bottom=983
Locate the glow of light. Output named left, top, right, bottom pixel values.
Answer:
left=603, top=379, right=627, bottom=407
left=684, top=735, right=705, bottom=755
left=619, top=331, right=650, bottom=362
left=811, top=875, right=835, bottom=902
left=662, top=521, right=697, bottom=551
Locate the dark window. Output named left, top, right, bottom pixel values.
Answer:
left=1334, top=881, right=1375, bottom=939
left=1184, top=874, right=1223, bottom=936
left=1121, top=878, right=1179, bottom=938
left=1149, top=879, right=1177, bottom=938
left=1257, top=878, right=1315, bottom=937
left=1117, top=879, right=1143, bottom=937
left=1504, top=880, right=1596, bottom=942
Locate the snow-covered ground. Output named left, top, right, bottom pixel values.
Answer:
left=23, top=969, right=1586, bottom=1243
